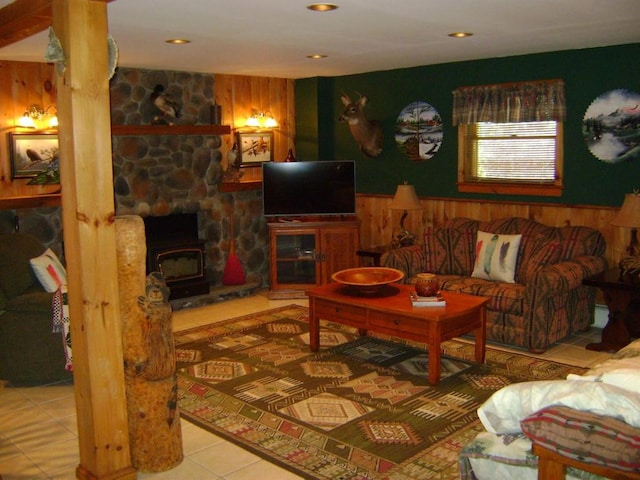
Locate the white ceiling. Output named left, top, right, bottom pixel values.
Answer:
left=0, top=0, right=639, bottom=79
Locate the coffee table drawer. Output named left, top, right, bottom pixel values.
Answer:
left=369, top=311, right=426, bottom=336
left=313, top=299, right=367, bottom=327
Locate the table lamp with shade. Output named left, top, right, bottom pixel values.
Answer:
left=389, top=182, right=423, bottom=247
left=610, top=192, right=640, bottom=278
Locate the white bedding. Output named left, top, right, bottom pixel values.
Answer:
left=477, top=379, right=640, bottom=434
left=567, top=355, right=640, bottom=395
left=465, top=339, right=640, bottom=480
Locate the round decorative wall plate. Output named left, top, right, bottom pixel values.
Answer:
left=583, top=89, right=640, bottom=163
left=395, top=101, right=443, bottom=161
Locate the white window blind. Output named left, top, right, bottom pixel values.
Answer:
left=465, top=121, right=559, bottom=182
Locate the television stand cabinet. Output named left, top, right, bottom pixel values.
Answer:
left=267, top=219, right=360, bottom=299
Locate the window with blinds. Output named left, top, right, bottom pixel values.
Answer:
left=458, top=121, right=563, bottom=196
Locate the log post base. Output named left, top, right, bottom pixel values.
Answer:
left=116, top=216, right=184, bottom=472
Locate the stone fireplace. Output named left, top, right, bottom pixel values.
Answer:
left=109, top=67, right=269, bottom=292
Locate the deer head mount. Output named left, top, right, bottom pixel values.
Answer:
left=339, top=93, right=383, bottom=158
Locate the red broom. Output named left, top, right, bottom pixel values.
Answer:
left=222, top=214, right=245, bottom=285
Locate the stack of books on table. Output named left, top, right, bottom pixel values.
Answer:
left=410, top=293, right=446, bottom=307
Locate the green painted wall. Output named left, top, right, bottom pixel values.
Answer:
left=295, top=44, right=640, bottom=207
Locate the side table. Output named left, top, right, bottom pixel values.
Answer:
left=582, top=267, right=640, bottom=352
left=356, top=245, right=393, bottom=266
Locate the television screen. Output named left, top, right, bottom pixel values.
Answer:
left=262, top=161, right=356, bottom=217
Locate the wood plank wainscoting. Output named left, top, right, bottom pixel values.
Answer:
left=356, top=194, right=623, bottom=297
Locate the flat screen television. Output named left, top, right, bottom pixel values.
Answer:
left=262, top=160, right=356, bottom=217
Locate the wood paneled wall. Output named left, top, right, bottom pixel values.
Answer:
left=0, top=63, right=296, bottom=199
left=0, top=60, right=60, bottom=197
left=357, top=194, right=623, bottom=273
left=2, top=62, right=625, bottom=271
left=214, top=73, right=295, bottom=183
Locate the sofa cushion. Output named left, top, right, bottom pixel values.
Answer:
left=30, top=248, right=67, bottom=292
left=521, top=405, right=640, bottom=473
left=438, top=275, right=525, bottom=315
left=475, top=281, right=525, bottom=315
left=517, top=236, right=562, bottom=284
left=423, top=227, right=476, bottom=275
left=472, top=231, right=522, bottom=283
left=449, top=227, right=477, bottom=275
left=423, top=227, right=450, bottom=273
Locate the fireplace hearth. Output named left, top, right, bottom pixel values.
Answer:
left=143, top=213, right=210, bottom=300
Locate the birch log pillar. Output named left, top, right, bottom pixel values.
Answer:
left=115, top=216, right=183, bottom=472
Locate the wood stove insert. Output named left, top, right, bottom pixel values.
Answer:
left=143, top=213, right=210, bottom=300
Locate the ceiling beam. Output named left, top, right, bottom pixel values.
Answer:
left=0, top=0, right=52, bottom=48
left=0, top=0, right=112, bottom=49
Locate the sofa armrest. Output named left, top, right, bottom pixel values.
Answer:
left=523, top=406, right=640, bottom=478
left=523, top=255, right=607, bottom=352
left=380, top=245, right=425, bottom=283
left=5, top=290, right=54, bottom=312
left=0, top=289, right=71, bottom=385
left=526, top=255, right=607, bottom=296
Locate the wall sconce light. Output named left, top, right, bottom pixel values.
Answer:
left=245, top=109, right=278, bottom=129
left=18, top=104, right=58, bottom=129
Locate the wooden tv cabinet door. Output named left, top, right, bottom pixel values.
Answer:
left=268, top=219, right=360, bottom=299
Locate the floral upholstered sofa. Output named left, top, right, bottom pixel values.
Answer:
left=381, top=217, right=607, bottom=353
left=458, top=337, right=640, bottom=480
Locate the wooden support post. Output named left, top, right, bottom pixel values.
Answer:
left=52, top=1, right=135, bottom=479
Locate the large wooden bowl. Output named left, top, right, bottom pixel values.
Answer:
left=331, top=267, right=404, bottom=295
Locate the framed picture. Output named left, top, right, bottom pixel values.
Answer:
left=9, top=132, right=59, bottom=179
left=238, top=132, right=273, bottom=166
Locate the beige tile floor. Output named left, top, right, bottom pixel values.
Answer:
left=0, top=291, right=612, bottom=480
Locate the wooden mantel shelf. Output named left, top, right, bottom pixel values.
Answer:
left=220, top=181, right=262, bottom=192
left=0, top=193, right=61, bottom=209
left=111, top=124, right=231, bottom=136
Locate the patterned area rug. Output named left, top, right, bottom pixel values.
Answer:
left=175, top=305, right=587, bottom=480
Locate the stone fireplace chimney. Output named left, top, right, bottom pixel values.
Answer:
left=109, top=67, right=269, bottom=292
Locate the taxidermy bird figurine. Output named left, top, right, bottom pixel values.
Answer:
left=228, top=142, right=241, bottom=169
left=150, top=84, right=181, bottom=124
left=223, top=142, right=244, bottom=182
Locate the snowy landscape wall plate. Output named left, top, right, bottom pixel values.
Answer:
left=582, top=89, right=640, bottom=163
left=395, top=101, right=443, bottom=161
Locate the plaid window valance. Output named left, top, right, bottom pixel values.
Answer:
left=452, top=79, right=566, bottom=125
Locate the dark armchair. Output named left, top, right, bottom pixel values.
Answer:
left=0, top=233, right=72, bottom=385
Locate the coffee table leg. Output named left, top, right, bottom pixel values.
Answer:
left=309, top=299, right=319, bottom=352
left=428, top=339, right=441, bottom=385
left=475, top=305, right=487, bottom=364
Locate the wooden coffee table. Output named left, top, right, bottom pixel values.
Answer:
left=306, top=282, right=488, bottom=385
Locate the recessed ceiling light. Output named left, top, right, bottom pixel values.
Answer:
left=448, top=32, right=473, bottom=38
left=307, top=54, right=328, bottom=59
left=307, top=3, right=338, bottom=12
left=165, top=39, right=191, bottom=45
